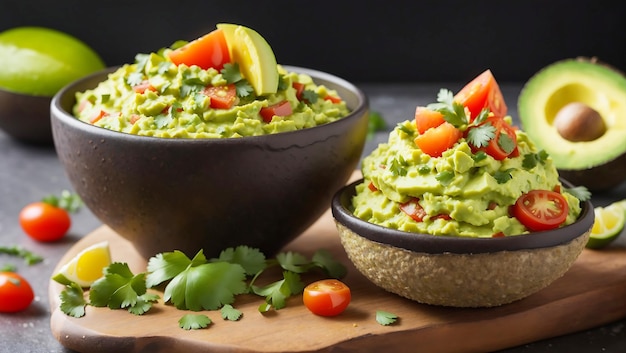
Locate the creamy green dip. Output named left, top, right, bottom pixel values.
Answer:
left=352, top=118, right=582, bottom=237
left=73, top=53, right=349, bottom=138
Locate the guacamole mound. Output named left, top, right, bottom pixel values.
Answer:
left=352, top=119, right=582, bottom=237
left=73, top=53, right=349, bottom=138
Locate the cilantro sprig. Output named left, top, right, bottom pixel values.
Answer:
left=221, top=63, right=254, bottom=98
left=55, top=245, right=347, bottom=329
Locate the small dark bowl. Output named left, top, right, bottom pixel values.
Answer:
left=0, top=88, right=53, bottom=144
left=51, top=66, right=369, bottom=259
left=332, top=178, right=594, bottom=307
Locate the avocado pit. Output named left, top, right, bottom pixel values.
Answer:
left=554, top=102, right=606, bottom=142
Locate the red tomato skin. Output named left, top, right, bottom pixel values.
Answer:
left=167, top=29, right=231, bottom=71
left=414, top=107, right=445, bottom=134
left=259, top=100, right=293, bottom=123
left=19, top=202, right=71, bottom=242
left=400, top=198, right=427, bottom=222
left=454, top=69, right=507, bottom=120
left=0, top=272, right=34, bottom=313
left=292, top=82, right=305, bottom=101
left=303, top=279, right=351, bottom=317
left=414, top=122, right=462, bottom=157
left=203, top=84, right=237, bottom=109
left=324, top=95, right=342, bottom=104
left=512, top=190, right=568, bottom=231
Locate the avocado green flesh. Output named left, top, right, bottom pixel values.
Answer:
left=518, top=59, right=626, bottom=170
left=0, top=27, right=105, bottom=97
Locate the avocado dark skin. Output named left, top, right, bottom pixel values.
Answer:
left=518, top=57, right=626, bottom=191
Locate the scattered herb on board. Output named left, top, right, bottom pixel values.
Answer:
left=54, top=245, right=347, bottom=330
left=376, top=310, right=398, bottom=326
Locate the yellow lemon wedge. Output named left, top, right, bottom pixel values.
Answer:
left=586, top=202, right=625, bottom=249
left=52, top=241, right=111, bottom=287
left=217, top=23, right=278, bottom=96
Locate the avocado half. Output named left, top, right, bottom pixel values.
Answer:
left=518, top=58, right=626, bottom=191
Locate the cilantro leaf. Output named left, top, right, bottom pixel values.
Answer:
left=164, top=262, right=247, bottom=311
left=427, top=89, right=469, bottom=128
left=41, top=190, right=82, bottom=213
left=89, top=262, right=152, bottom=314
left=472, top=151, right=488, bottom=163
left=221, top=304, right=243, bottom=321
left=126, top=72, right=144, bottom=87
left=221, top=63, right=243, bottom=83
left=0, top=245, right=43, bottom=265
left=396, top=123, right=413, bottom=136
left=216, top=246, right=266, bottom=275
left=311, top=249, right=347, bottom=279
left=376, top=310, right=398, bottom=326
left=436, top=171, right=455, bottom=185
left=276, top=251, right=310, bottom=273
left=59, top=282, right=87, bottom=318
left=234, top=81, right=254, bottom=98
left=301, top=90, right=318, bottom=104
left=128, top=293, right=159, bottom=315
left=179, top=314, right=212, bottom=330
left=466, top=124, right=495, bottom=149
left=565, top=186, right=592, bottom=201
left=252, top=271, right=304, bottom=311
left=493, top=168, right=515, bottom=184
left=522, top=150, right=549, bottom=170
left=134, top=53, right=150, bottom=73
left=497, top=133, right=516, bottom=155
left=390, top=156, right=408, bottom=177
left=146, top=250, right=201, bottom=288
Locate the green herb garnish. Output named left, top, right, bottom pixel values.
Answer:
left=376, top=310, right=398, bottom=326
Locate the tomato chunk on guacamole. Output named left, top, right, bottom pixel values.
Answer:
left=352, top=71, right=583, bottom=238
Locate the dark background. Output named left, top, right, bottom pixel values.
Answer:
left=2, top=0, right=625, bottom=84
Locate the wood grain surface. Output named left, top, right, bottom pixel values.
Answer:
left=49, top=187, right=626, bottom=353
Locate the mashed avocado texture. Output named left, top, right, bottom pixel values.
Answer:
left=73, top=52, right=349, bottom=138
left=352, top=119, right=582, bottom=237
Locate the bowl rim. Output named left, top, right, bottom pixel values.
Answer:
left=331, top=178, right=594, bottom=254
left=50, top=65, right=368, bottom=144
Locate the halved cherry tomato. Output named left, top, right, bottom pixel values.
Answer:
left=414, top=106, right=445, bottom=134
left=511, top=190, right=568, bottom=231
left=399, top=198, right=427, bottom=222
left=168, top=29, right=231, bottom=71
left=259, top=100, right=292, bottom=123
left=303, top=279, right=351, bottom=317
left=19, top=201, right=71, bottom=242
left=454, top=69, right=507, bottom=120
left=203, top=84, right=237, bottom=109
left=468, top=116, right=517, bottom=160
left=0, top=272, right=34, bottom=313
left=414, top=122, right=462, bottom=157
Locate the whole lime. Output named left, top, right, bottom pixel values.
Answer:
left=0, top=27, right=105, bottom=96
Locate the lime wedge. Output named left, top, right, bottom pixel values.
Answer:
left=217, top=23, right=278, bottom=96
left=586, top=202, right=625, bottom=249
left=52, top=241, right=111, bottom=287
left=0, top=27, right=105, bottom=97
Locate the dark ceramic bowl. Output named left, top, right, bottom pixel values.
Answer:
left=332, top=178, right=594, bottom=307
left=51, top=66, right=369, bottom=259
left=0, top=88, right=53, bottom=144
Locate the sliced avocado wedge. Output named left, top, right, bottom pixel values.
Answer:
left=217, top=23, right=278, bottom=96
left=518, top=58, right=626, bottom=190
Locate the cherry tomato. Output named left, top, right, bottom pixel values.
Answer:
left=0, top=272, right=34, bottom=313
left=414, top=106, right=445, bottom=134
left=303, top=279, right=351, bottom=317
left=454, top=69, right=507, bottom=120
left=414, top=122, right=462, bottom=157
left=203, top=84, right=237, bottom=109
left=512, top=190, right=568, bottom=231
left=19, top=201, right=71, bottom=242
left=259, top=100, right=293, bottom=123
left=470, top=116, right=518, bottom=160
left=167, top=28, right=231, bottom=71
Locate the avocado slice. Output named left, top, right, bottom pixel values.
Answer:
left=216, top=23, right=278, bottom=96
left=518, top=58, right=626, bottom=190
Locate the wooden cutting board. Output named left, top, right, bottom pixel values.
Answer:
left=49, top=193, right=626, bottom=353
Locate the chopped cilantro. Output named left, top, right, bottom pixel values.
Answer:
left=252, top=271, right=303, bottom=311
left=234, top=81, right=254, bottom=97
left=390, top=156, right=408, bottom=176
left=100, top=94, right=110, bottom=104
left=179, top=314, right=212, bottom=330
left=0, top=245, right=43, bottom=265
left=472, top=151, right=488, bottom=162
left=134, top=53, right=150, bottom=73
left=215, top=246, right=266, bottom=275
left=89, top=263, right=158, bottom=314
left=220, top=63, right=253, bottom=97
left=41, top=190, right=82, bottom=213
left=301, top=89, right=319, bottom=104
left=522, top=150, right=549, bottom=170
left=396, top=123, right=413, bottom=136
left=157, top=61, right=172, bottom=75
left=277, top=75, right=289, bottom=91
left=126, top=72, right=144, bottom=87
left=427, top=89, right=469, bottom=128
left=0, top=264, right=16, bottom=272
left=466, top=123, right=495, bottom=148
left=493, top=168, right=515, bottom=184
left=418, top=166, right=431, bottom=174
left=376, top=310, right=398, bottom=326
left=565, top=186, right=592, bottom=201
left=498, top=133, right=516, bottom=155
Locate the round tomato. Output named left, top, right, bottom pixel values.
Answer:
left=167, top=28, right=231, bottom=71
left=483, top=117, right=517, bottom=160
left=454, top=69, right=507, bottom=120
left=512, top=190, right=568, bottom=231
left=19, top=201, right=71, bottom=242
left=303, top=279, right=351, bottom=317
left=0, top=272, right=34, bottom=313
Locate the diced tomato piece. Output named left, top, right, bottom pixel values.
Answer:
left=167, top=29, right=231, bottom=71
left=133, top=80, right=157, bottom=94
left=77, top=100, right=90, bottom=113
left=367, top=182, right=378, bottom=192
left=492, top=232, right=506, bottom=238
left=90, top=110, right=107, bottom=124
left=414, top=122, right=462, bottom=157
left=324, top=94, right=342, bottom=103
left=203, top=84, right=237, bottom=109
left=454, top=69, right=507, bottom=120
left=415, top=106, right=445, bottom=134
left=293, top=82, right=305, bottom=101
left=399, top=198, right=427, bottom=222
left=130, top=114, right=142, bottom=124
left=259, top=100, right=292, bottom=123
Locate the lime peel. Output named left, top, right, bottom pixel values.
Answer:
left=586, top=202, right=625, bottom=249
